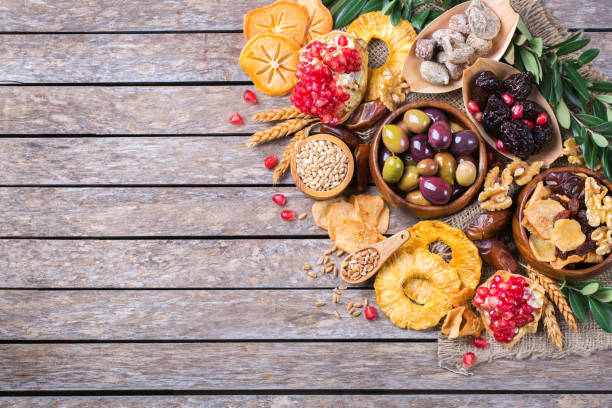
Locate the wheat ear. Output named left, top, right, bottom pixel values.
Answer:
left=273, top=123, right=317, bottom=184
left=252, top=107, right=313, bottom=122
left=246, top=118, right=316, bottom=148
left=523, top=263, right=578, bottom=332
left=543, top=300, right=563, bottom=351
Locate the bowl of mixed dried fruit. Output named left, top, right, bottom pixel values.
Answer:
left=512, top=166, right=612, bottom=281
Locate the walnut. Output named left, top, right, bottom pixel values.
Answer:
left=562, top=138, right=602, bottom=170
left=591, top=226, right=612, bottom=256
left=505, top=158, right=543, bottom=185
left=378, top=68, right=409, bottom=110
left=584, top=177, right=612, bottom=228
left=479, top=166, right=512, bottom=211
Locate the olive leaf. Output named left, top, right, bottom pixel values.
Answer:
left=557, top=38, right=590, bottom=56
left=567, top=289, right=588, bottom=323
left=519, top=48, right=540, bottom=82
left=516, top=17, right=533, bottom=40
left=602, top=150, right=612, bottom=180
left=529, top=37, right=543, bottom=57
left=555, top=99, right=571, bottom=129
left=578, top=48, right=600, bottom=66
left=590, top=81, right=612, bottom=92
left=594, top=288, right=612, bottom=303
left=581, top=281, right=601, bottom=296
left=588, top=298, right=612, bottom=333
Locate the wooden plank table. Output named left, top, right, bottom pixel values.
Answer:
left=0, top=1, right=610, bottom=405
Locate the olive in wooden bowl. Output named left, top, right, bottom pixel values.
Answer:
left=512, top=166, right=612, bottom=281
left=369, top=100, right=487, bottom=219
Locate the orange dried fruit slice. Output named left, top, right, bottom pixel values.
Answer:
left=298, top=0, right=333, bottom=42
left=327, top=201, right=359, bottom=241
left=239, top=33, right=301, bottom=96
left=312, top=197, right=347, bottom=230
left=524, top=199, right=565, bottom=240
left=350, top=195, right=385, bottom=229
left=528, top=235, right=556, bottom=262
left=551, top=219, right=586, bottom=252
left=244, top=0, right=309, bottom=45
left=333, top=219, right=381, bottom=253
left=376, top=205, right=390, bottom=233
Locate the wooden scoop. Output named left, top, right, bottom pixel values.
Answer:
left=340, top=229, right=411, bottom=284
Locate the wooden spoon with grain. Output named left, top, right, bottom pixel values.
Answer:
left=340, top=229, right=411, bottom=284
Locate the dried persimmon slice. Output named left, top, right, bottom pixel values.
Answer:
left=239, top=33, right=301, bottom=96
left=244, top=0, right=309, bottom=45
left=298, top=0, right=333, bottom=42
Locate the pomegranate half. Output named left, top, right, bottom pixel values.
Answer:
left=474, top=270, right=545, bottom=348
left=291, top=31, right=368, bottom=125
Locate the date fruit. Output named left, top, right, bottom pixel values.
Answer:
left=466, top=209, right=512, bottom=240
left=344, top=100, right=388, bottom=131
left=354, top=143, right=370, bottom=193
left=474, top=238, right=518, bottom=273
left=319, top=124, right=361, bottom=151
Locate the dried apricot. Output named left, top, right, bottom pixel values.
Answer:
left=524, top=199, right=565, bottom=239
left=298, top=0, right=333, bottom=42
left=239, top=33, right=301, bottom=96
left=551, top=219, right=586, bottom=252
left=244, top=1, right=309, bottom=45
left=528, top=235, right=556, bottom=262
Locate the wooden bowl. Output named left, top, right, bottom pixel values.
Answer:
left=402, top=0, right=519, bottom=93
left=462, top=58, right=563, bottom=167
left=369, top=100, right=487, bottom=218
left=290, top=133, right=355, bottom=200
left=512, top=166, right=612, bottom=281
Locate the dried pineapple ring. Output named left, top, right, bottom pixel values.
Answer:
left=375, top=248, right=461, bottom=330
left=298, top=0, right=333, bottom=42
left=244, top=0, right=310, bottom=45
left=403, top=278, right=434, bottom=305
left=347, top=12, right=416, bottom=101
left=408, top=221, right=481, bottom=290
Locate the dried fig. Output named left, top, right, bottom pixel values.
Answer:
left=466, top=209, right=512, bottom=240
left=440, top=37, right=475, bottom=64
left=474, top=238, right=519, bottom=273
left=432, top=29, right=465, bottom=45
left=420, top=61, right=450, bottom=85
left=436, top=52, right=465, bottom=81
left=466, top=33, right=492, bottom=57
left=415, top=39, right=437, bottom=61
left=467, top=0, right=501, bottom=40
left=448, top=14, right=470, bottom=35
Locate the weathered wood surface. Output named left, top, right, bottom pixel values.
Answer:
left=2, top=32, right=611, bottom=84
left=0, top=187, right=418, bottom=237
left=0, top=290, right=433, bottom=340
left=0, top=239, right=355, bottom=288
left=1, top=343, right=610, bottom=390
left=0, top=0, right=608, bottom=31
left=0, top=86, right=289, bottom=134
left=0, top=137, right=292, bottom=185
left=3, top=394, right=611, bottom=407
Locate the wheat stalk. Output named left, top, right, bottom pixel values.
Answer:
left=246, top=118, right=316, bottom=148
left=272, top=123, right=317, bottom=184
left=252, top=107, right=312, bottom=122
left=523, top=263, right=578, bottom=332
left=543, top=300, right=563, bottom=351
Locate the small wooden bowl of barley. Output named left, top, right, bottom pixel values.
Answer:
left=291, top=133, right=355, bottom=200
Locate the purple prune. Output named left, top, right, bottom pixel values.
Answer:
left=450, top=130, right=479, bottom=155
left=410, top=134, right=434, bottom=161
left=428, top=121, right=452, bottom=149
left=532, top=124, right=552, bottom=152
left=482, top=95, right=511, bottom=138
left=575, top=240, right=597, bottom=257
left=515, top=99, right=545, bottom=122
left=498, top=120, right=534, bottom=160
left=471, top=70, right=502, bottom=110
left=419, top=176, right=452, bottom=205
left=503, top=72, right=534, bottom=100
left=544, top=171, right=586, bottom=201
left=422, top=108, right=449, bottom=123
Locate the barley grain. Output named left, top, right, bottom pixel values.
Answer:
left=314, top=302, right=325, bottom=307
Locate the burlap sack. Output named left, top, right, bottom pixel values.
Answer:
left=364, top=0, right=612, bottom=374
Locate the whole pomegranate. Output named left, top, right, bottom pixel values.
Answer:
left=291, top=31, right=368, bottom=125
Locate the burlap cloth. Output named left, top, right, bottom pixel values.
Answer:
left=365, top=0, right=612, bottom=374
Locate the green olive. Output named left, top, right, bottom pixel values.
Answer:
left=402, top=109, right=431, bottom=133
left=456, top=161, right=477, bottom=186
left=382, top=124, right=409, bottom=154
left=416, top=158, right=438, bottom=176
left=405, top=190, right=432, bottom=206
left=450, top=121, right=464, bottom=132
left=382, top=156, right=404, bottom=184
left=398, top=165, right=420, bottom=192
left=434, top=152, right=457, bottom=186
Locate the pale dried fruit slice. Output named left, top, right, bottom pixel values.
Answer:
left=584, top=251, right=604, bottom=264
left=327, top=201, right=360, bottom=241
left=312, top=196, right=347, bottom=230
left=298, top=0, right=333, bottom=42
left=550, top=254, right=585, bottom=270
left=524, top=199, right=566, bottom=239
left=333, top=219, right=381, bottom=253
left=441, top=305, right=483, bottom=339
left=526, top=181, right=552, bottom=209
left=244, top=0, right=309, bottom=45
left=403, top=278, right=434, bottom=305
left=351, top=195, right=385, bottom=229
left=551, top=219, right=586, bottom=252
left=375, top=248, right=461, bottom=330
left=239, top=33, right=301, bottom=96
left=377, top=205, right=390, bottom=233
left=529, top=235, right=556, bottom=262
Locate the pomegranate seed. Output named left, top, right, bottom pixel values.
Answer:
left=364, top=306, right=377, bottom=321
left=243, top=89, right=257, bottom=103
left=476, top=286, right=489, bottom=297
left=536, top=112, right=548, bottom=125
left=338, top=35, right=348, bottom=46
left=473, top=296, right=485, bottom=306
left=473, top=337, right=489, bottom=348
left=501, top=93, right=515, bottom=105
left=281, top=210, right=295, bottom=220
left=264, top=155, right=277, bottom=169
left=523, top=120, right=535, bottom=129
left=467, top=100, right=480, bottom=114
left=474, top=112, right=483, bottom=123
left=463, top=352, right=476, bottom=367
left=511, top=104, right=523, bottom=119
left=272, top=194, right=286, bottom=206
left=496, top=139, right=506, bottom=151
left=229, top=112, right=243, bottom=124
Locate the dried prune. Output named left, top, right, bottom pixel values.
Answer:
left=503, top=72, right=534, bottom=99
left=498, top=120, right=534, bottom=160
left=575, top=210, right=594, bottom=237
left=553, top=210, right=571, bottom=222
left=516, top=99, right=545, bottom=122
left=472, top=71, right=502, bottom=110
left=568, top=197, right=580, bottom=215
left=482, top=95, right=511, bottom=138
left=556, top=247, right=569, bottom=260
left=549, top=195, right=568, bottom=209
left=544, top=171, right=585, bottom=201
left=532, top=125, right=552, bottom=152
left=575, top=240, right=596, bottom=257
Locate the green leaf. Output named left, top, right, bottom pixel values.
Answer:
left=593, top=288, right=612, bottom=303
left=553, top=66, right=563, bottom=104
left=334, top=0, right=367, bottom=27
left=516, top=17, right=533, bottom=40
left=401, top=0, right=413, bottom=20
left=592, top=132, right=610, bottom=147
left=503, top=42, right=515, bottom=64
left=594, top=94, right=612, bottom=104
left=330, top=0, right=352, bottom=17
left=563, top=64, right=590, bottom=100
left=564, top=88, right=584, bottom=111
left=514, top=34, right=528, bottom=47
left=546, top=31, right=582, bottom=49
left=381, top=0, right=398, bottom=14
left=590, top=122, right=612, bottom=136
left=362, top=0, right=385, bottom=13
left=588, top=298, right=612, bottom=333
left=411, top=8, right=431, bottom=32
left=576, top=113, right=606, bottom=127
left=555, top=99, right=571, bottom=129
left=557, top=38, right=590, bottom=56
left=577, top=48, right=600, bottom=66
left=608, top=106, right=612, bottom=121
left=581, top=281, right=601, bottom=296
left=520, top=48, right=540, bottom=82
left=390, top=2, right=401, bottom=25
left=568, top=280, right=603, bottom=289
left=582, top=138, right=600, bottom=169
left=593, top=98, right=608, bottom=121
left=589, top=81, right=612, bottom=92
left=529, top=37, right=543, bottom=57
left=568, top=290, right=588, bottom=323
left=602, top=147, right=612, bottom=181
